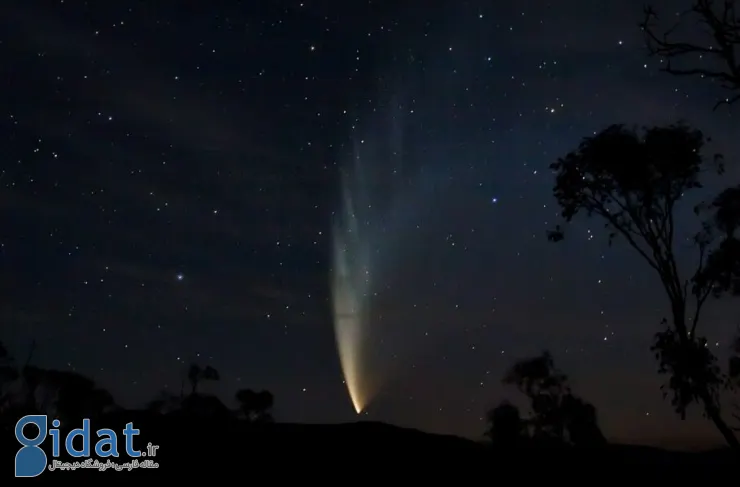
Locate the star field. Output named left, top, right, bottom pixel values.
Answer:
left=2, top=0, right=740, bottom=449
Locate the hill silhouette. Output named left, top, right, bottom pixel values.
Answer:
left=2, top=344, right=739, bottom=478
left=1, top=413, right=737, bottom=478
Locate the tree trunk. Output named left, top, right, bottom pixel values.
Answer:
left=699, top=389, right=740, bottom=449
left=672, top=309, right=739, bottom=449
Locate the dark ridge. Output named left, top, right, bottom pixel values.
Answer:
left=2, top=412, right=737, bottom=479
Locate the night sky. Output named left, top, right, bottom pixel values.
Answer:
left=2, top=1, right=739, bottom=449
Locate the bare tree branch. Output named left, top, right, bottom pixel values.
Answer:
left=642, top=0, right=740, bottom=109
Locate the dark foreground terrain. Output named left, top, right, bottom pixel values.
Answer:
left=1, top=411, right=737, bottom=479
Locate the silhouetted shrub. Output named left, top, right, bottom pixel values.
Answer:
left=487, top=351, right=605, bottom=447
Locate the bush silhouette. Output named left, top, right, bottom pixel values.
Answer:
left=0, top=342, right=117, bottom=429
left=235, top=389, right=274, bottom=423
left=488, top=351, right=605, bottom=448
left=485, top=401, right=525, bottom=446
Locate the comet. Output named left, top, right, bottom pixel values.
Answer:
left=331, top=165, right=378, bottom=414
left=331, top=98, right=436, bottom=414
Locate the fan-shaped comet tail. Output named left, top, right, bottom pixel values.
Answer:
left=331, top=172, right=375, bottom=414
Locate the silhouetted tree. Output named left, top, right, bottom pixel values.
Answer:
left=559, top=394, right=607, bottom=447
left=235, top=389, right=274, bottom=423
left=488, top=352, right=605, bottom=447
left=641, top=0, right=740, bottom=109
left=485, top=401, right=525, bottom=446
left=548, top=123, right=740, bottom=448
left=0, top=341, right=19, bottom=414
left=0, top=343, right=42, bottom=424
left=46, top=370, right=116, bottom=421
left=0, top=340, right=117, bottom=426
left=11, top=367, right=116, bottom=421
left=187, top=363, right=220, bottom=395
left=148, top=365, right=275, bottom=422
left=731, top=331, right=740, bottom=430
